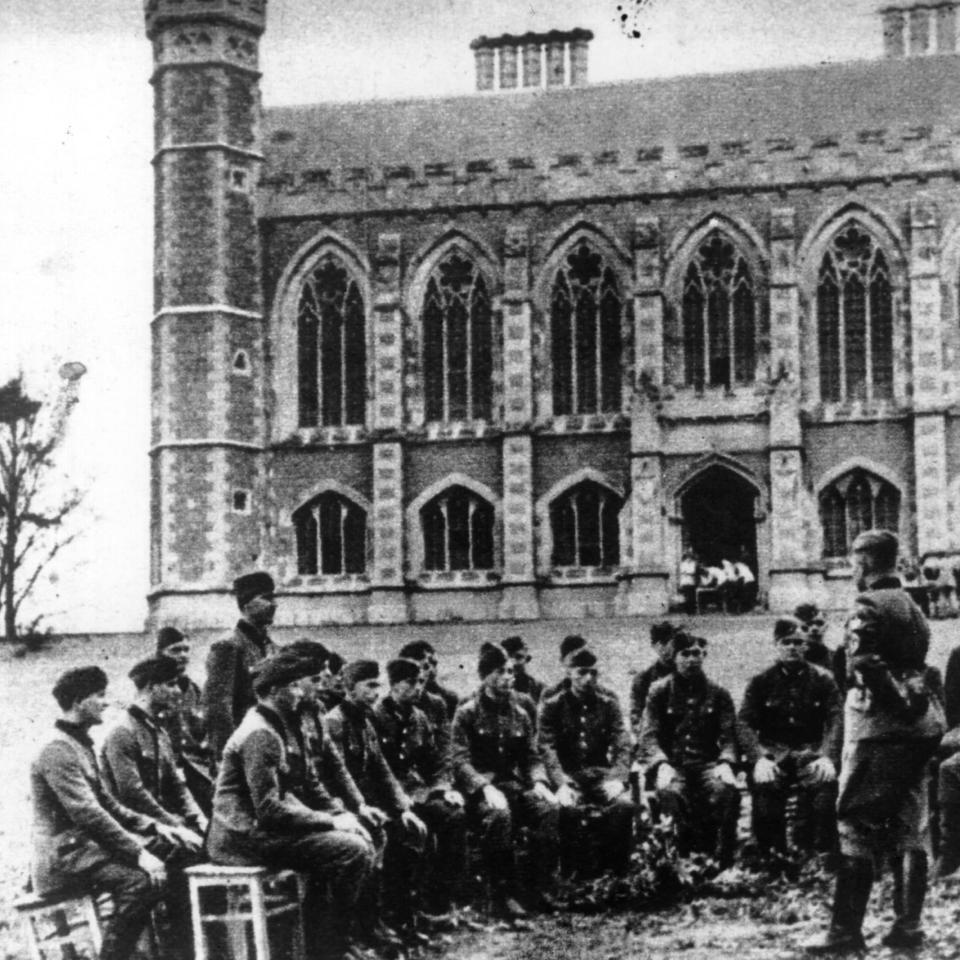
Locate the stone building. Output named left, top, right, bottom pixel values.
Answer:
left=145, top=0, right=960, bottom=627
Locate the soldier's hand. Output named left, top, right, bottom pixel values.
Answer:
left=175, top=826, right=205, bottom=852
left=601, top=780, right=626, bottom=802
left=401, top=809, right=428, bottom=837
left=804, top=757, right=837, bottom=784
left=712, top=762, right=738, bottom=787
left=532, top=781, right=558, bottom=806
left=137, top=850, right=167, bottom=888
left=482, top=784, right=509, bottom=810
left=655, top=763, right=679, bottom=792
left=359, top=803, right=389, bottom=827
left=444, top=790, right=465, bottom=808
left=753, top=757, right=779, bottom=785
left=555, top=783, right=579, bottom=808
left=332, top=812, right=371, bottom=843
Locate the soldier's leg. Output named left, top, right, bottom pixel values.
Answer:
left=82, top=859, right=162, bottom=960
left=938, top=750, right=960, bottom=876
left=751, top=776, right=789, bottom=854
left=883, top=775, right=932, bottom=948
left=655, top=767, right=692, bottom=854
left=381, top=816, right=428, bottom=931
left=468, top=791, right=520, bottom=915
left=579, top=780, right=635, bottom=874
left=514, top=788, right=561, bottom=907
left=415, top=797, right=468, bottom=913
left=698, top=766, right=740, bottom=867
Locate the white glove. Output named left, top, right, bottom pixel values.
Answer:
left=655, top=763, right=679, bottom=792
left=753, top=757, right=779, bottom=785
left=482, top=784, right=508, bottom=810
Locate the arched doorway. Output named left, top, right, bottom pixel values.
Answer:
left=680, top=465, right=758, bottom=570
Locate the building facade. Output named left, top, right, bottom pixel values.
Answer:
left=145, top=0, right=960, bottom=627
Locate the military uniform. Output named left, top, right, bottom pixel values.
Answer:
left=451, top=689, right=559, bottom=902
left=629, top=660, right=673, bottom=736
left=298, top=701, right=366, bottom=813
left=637, top=673, right=740, bottom=865
left=203, top=620, right=276, bottom=763
left=425, top=678, right=460, bottom=721
left=513, top=671, right=545, bottom=703
left=739, top=662, right=841, bottom=853
left=538, top=685, right=635, bottom=873
left=158, top=674, right=213, bottom=814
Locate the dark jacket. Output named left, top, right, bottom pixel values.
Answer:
left=738, top=662, right=842, bottom=766
left=298, top=701, right=365, bottom=812
left=416, top=687, right=452, bottom=760
left=30, top=721, right=156, bottom=894
left=450, top=689, right=548, bottom=795
left=374, top=696, right=451, bottom=801
left=204, top=619, right=276, bottom=763
left=159, top=674, right=210, bottom=772
left=538, top=687, right=630, bottom=789
left=101, top=706, right=204, bottom=830
left=207, top=704, right=335, bottom=865
left=325, top=700, right=409, bottom=815
left=945, top=645, right=960, bottom=730
left=425, top=679, right=460, bottom=721
left=316, top=688, right=345, bottom=715
left=630, top=660, right=674, bottom=733
left=637, top=673, right=738, bottom=770
left=513, top=672, right=545, bottom=703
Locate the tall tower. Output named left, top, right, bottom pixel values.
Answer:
left=145, top=0, right=267, bottom=626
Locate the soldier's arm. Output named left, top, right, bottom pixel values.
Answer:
left=450, top=704, right=489, bottom=795
left=818, top=673, right=844, bottom=767
left=945, top=647, right=960, bottom=729
left=629, top=671, right=649, bottom=737
left=635, top=683, right=669, bottom=770
left=100, top=726, right=180, bottom=826
left=536, top=698, right=569, bottom=789
left=204, top=640, right=241, bottom=762
left=321, top=734, right=367, bottom=811
left=736, top=675, right=765, bottom=763
left=368, top=727, right=410, bottom=814
left=520, top=709, right=550, bottom=788
left=606, top=695, right=631, bottom=783
left=715, top=688, right=739, bottom=766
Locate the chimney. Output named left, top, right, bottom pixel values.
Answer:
left=470, top=28, right=593, bottom=91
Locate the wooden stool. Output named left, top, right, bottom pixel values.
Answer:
left=186, top=865, right=306, bottom=960
left=14, top=889, right=102, bottom=960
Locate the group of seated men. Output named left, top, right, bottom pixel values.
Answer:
left=29, top=566, right=957, bottom=960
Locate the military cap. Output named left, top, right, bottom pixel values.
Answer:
left=129, top=656, right=180, bottom=690
left=327, top=651, right=345, bottom=674
left=672, top=632, right=707, bottom=652
left=773, top=616, right=805, bottom=643
left=386, top=658, right=421, bottom=686
left=559, top=634, right=588, bottom=663
left=233, top=571, right=276, bottom=609
left=284, top=639, right=330, bottom=671
left=478, top=641, right=508, bottom=678
left=793, top=602, right=822, bottom=626
left=251, top=653, right=315, bottom=695
left=399, top=640, right=433, bottom=662
left=567, top=647, right=598, bottom=669
left=156, top=626, right=186, bottom=653
left=52, top=666, right=108, bottom=710
left=650, top=621, right=676, bottom=645
left=851, top=529, right=899, bottom=568
left=501, top=635, right=528, bottom=656
left=342, top=659, right=380, bottom=688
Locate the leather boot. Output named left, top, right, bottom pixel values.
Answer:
left=804, top=855, right=872, bottom=954
left=938, top=802, right=960, bottom=877
left=882, top=851, right=927, bottom=948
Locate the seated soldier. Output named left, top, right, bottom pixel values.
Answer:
left=415, top=641, right=460, bottom=720
left=155, top=626, right=214, bottom=815
left=316, top=650, right=347, bottom=714
left=207, top=653, right=375, bottom=960
left=539, top=647, right=636, bottom=875
left=326, top=661, right=428, bottom=939
left=31, top=667, right=171, bottom=960
left=502, top=635, right=545, bottom=703
left=637, top=633, right=740, bottom=868
left=629, top=620, right=677, bottom=737
left=398, top=640, right=453, bottom=760
left=739, top=618, right=841, bottom=858
left=375, top=658, right=468, bottom=917
left=101, top=657, right=207, bottom=958
left=451, top=643, right=560, bottom=920
left=541, top=634, right=596, bottom=701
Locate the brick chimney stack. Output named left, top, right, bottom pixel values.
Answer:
left=471, top=28, right=594, bottom=91
left=880, top=2, right=957, bottom=55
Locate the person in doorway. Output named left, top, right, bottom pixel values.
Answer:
left=679, top=551, right=699, bottom=615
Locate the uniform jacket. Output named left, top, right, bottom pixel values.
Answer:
left=637, top=673, right=738, bottom=769
left=325, top=700, right=408, bottom=815
left=738, top=662, right=842, bottom=765
left=425, top=679, right=460, bottom=721
left=316, top=688, right=345, bottom=715
left=30, top=721, right=156, bottom=894
left=101, top=706, right=204, bottom=830
left=416, top=687, right=452, bottom=759
left=451, top=689, right=548, bottom=795
left=298, top=701, right=365, bottom=812
left=204, top=619, right=276, bottom=762
left=159, top=674, right=210, bottom=771
left=630, top=660, right=674, bottom=733
left=513, top=672, right=545, bottom=703
left=945, top=645, right=960, bottom=730
left=538, top=687, right=630, bottom=789
left=207, top=704, right=335, bottom=865
left=374, top=696, right=451, bottom=801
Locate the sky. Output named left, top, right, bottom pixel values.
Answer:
left=0, top=0, right=884, bottom=633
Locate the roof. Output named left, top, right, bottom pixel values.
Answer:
left=261, top=54, right=960, bottom=177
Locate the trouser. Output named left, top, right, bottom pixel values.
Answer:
left=469, top=782, right=560, bottom=900
left=655, top=763, right=740, bottom=866
left=380, top=815, right=428, bottom=928
left=559, top=781, right=636, bottom=876
left=938, top=750, right=960, bottom=872
left=415, top=795, right=468, bottom=911
left=751, top=761, right=837, bottom=855
left=146, top=836, right=205, bottom=959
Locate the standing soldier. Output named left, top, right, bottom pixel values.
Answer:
left=538, top=647, right=635, bottom=875
left=154, top=626, right=213, bottom=814
left=806, top=530, right=945, bottom=954
left=637, top=633, right=740, bottom=868
left=630, top=621, right=678, bottom=737
left=375, top=658, right=467, bottom=918
left=203, top=571, right=278, bottom=763
left=937, top=642, right=960, bottom=876
left=739, top=617, right=841, bottom=858
left=502, top=636, right=544, bottom=703
left=451, top=643, right=561, bottom=919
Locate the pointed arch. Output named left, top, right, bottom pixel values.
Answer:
left=670, top=452, right=766, bottom=507
left=291, top=479, right=370, bottom=576
left=664, top=212, right=768, bottom=291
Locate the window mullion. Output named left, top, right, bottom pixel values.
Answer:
left=571, top=497, right=580, bottom=566
left=466, top=292, right=474, bottom=420
left=467, top=498, right=476, bottom=570
left=864, top=274, right=874, bottom=403
left=441, top=499, right=450, bottom=571
left=340, top=312, right=348, bottom=424
left=569, top=284, right=578, bottom=414
left=703, top=296, right=710, bottom=388
left=594, top=294, right=602, bottom=411
left=838, top=280, right=847, bottom=401
left=441, top=311, right=450, bottom=421
left=728, top=280, right=736, bottom=387
left=314, top=504, right=322, bottom=574
left=339, top=501, right=347, bottom=574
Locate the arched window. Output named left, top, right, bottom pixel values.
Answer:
left=551, top=239, right=623, bottom=415
left=294, top=492, right=366, bottom=575
left=422, top=250, right=493, bottom=422
left=421, top=486, right=495, bottom=571
left=297, top=255, right=366, bottom=427
left=819, top=469, right=899, bottom=558
left=682, top=232, right=756, bottom=390
left=550, top=480, right=622, bottom=567
left=817, top=224, right=894, bottom=403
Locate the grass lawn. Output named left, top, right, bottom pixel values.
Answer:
left=1, top=610, right=958, bottom=959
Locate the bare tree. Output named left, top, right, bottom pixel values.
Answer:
left=0, top=364, right=86, bottom=643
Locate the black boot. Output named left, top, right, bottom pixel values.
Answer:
left=938, top=802, right=960, bottom=877
left=882, top=851, right=927, bottom=948
left=804, top=855, right=872, bottom=954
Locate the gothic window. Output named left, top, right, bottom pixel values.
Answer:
left=550, top=240, right=623, bottom=415
left=817, top=224, right=894, bottom=403
left=819, top=469, right=899, bottom=558
left=550, top=480, right=622, bottom=567
left=422, top=251, right=493, bottom=422
left=421, top=486, right=495, bottom=571
left=294, top=492, right=366, bottom=575
left=297, top=255, right=366, bottom=427
left=682, top=232, right=756, bottom=390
